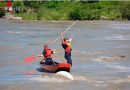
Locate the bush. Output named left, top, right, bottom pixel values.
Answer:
left=119, top=1, right=130, bottom=20
left=12, top=1, right=130, bottom=20
left=126, top=10, right=130, bottom=20
left=69, top=7, right=81, bottom=20
left=0, top=10, right=5, bottom=17
left=68, top=3, right=100, bottom=20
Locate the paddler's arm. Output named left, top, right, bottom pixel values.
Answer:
left=61, top=36, right=64, bottom=43
left=37, top=50, right=45, bottom=57
left=37, top=54, right=43, bottom=57
left=61, top=36, right=67, bottom=49
left=69, top=34, right=73, bottom=42
left=52, top=49, right=56, bottom=54
left=61, top=33, right=65, bottom=44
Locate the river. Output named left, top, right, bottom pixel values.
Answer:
left=0, top=19, right=130, bottom=90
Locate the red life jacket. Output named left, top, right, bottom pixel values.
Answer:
left=44, top=48, right=52, bottom=59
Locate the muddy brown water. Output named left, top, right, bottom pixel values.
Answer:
left=0, top=19, right=130, bottom=90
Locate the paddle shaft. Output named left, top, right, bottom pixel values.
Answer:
left=50, top=20, right=78, bottom=46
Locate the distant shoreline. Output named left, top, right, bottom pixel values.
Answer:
left=1, top=1, right=130, bottom=20
left=1, top=18, right=129, bottom=24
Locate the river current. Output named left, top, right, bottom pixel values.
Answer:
left=0, top=19, right=130, bottom=90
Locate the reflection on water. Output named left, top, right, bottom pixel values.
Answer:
left=0, top=20, right=130, bottom=90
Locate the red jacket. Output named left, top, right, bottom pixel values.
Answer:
left=43, top=48, right=53, bottom=59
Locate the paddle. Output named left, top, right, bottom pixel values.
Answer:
left=24, top=20, right=77, bottom=63
left=23, top=49, right=63, bottom=63
left=24, top=56, right=37, bottom=63
left=23, top=55, right=43, bottom=63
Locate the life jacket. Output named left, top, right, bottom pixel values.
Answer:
left=64, top=41, right=72, bottom=53
left=44, top=48, right=52, bottom=59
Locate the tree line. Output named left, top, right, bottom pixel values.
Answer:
left=0, top=1, right=130, bottom=20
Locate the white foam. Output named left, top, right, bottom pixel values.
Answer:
left=73, top=75, right=86, bottom=81
left=20, top=28, right=26, bottom=30
left=6, top=31, right=21, bottom=34
left=105, top=34, right=128, bottom=40
left=93, top=56, right=113, bottom=62
left=93, top=56, right=130, bottom=73
left=81, top=51, right=102, bottom=55
left=30, top=75, right=71, bottom=83
left=108, top=65, right=130, bottom=72
left=73, top=75, right=106, bottom=85
left=93, top=56, right=122, bottom=62
left=30, top=74, right=100, bottom=83
left=109, top=78, right=130, bottom=84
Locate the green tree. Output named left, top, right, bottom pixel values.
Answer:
left=119, top=1, right=130, bottom=20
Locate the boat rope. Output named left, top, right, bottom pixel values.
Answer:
left=50, top=20, right=78, bottom=46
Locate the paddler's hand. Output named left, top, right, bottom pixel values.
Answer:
left=52, top=50, right=56, bottom=54
left=37, top=54, right=43, bottom=57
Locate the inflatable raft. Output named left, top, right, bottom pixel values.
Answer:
left=40, top=62, right=71, bottom=73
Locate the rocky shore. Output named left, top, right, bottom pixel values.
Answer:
left=3, top=13, right=22, bottom=20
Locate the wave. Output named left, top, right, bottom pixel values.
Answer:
left=93, top=56, right=120, bottom=62
left=73, top=75, right=98, bottom=83
left=108, top=64, right=130, bottom=72
left=93, top=55, right=126, bottom=62
left=30, top=74, right=100, bottom=83
left=93, top=56, right=130, bottom=72
left=107, top=77, right=130, bottom=84
left=6, top=31, right=22, bottom=34
left=105, top=34, right=129, bottom=40
left=30, top=74, right=71, bottom=83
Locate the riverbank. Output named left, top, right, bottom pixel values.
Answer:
left=4, top=13, right=22, bottom=20
left=2, top=1, right=128, bottom=20
left=1, top=18, right=129, bottom=23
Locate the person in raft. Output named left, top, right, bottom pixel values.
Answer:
left=61, top=35, right=73, bottom=65
left=37, top=44, right=56, bottom=65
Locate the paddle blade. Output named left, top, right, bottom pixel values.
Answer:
left=24, top=56, right=36, bottom=63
